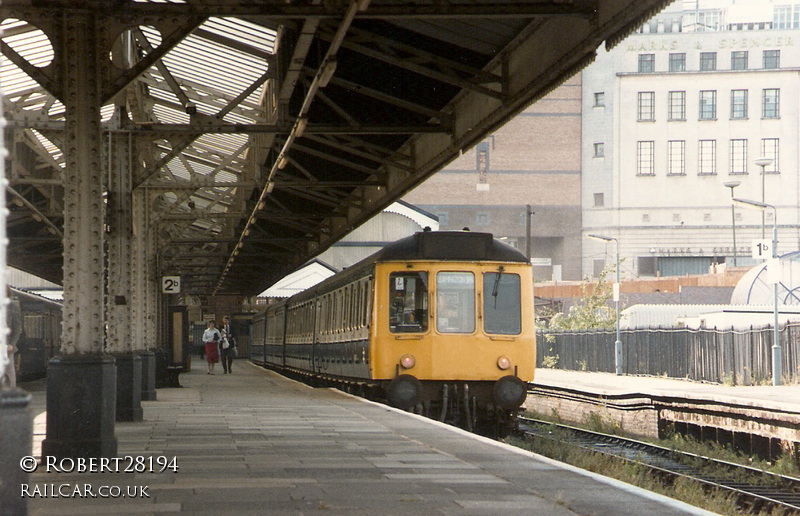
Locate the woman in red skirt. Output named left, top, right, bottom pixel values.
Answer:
left=202, top=320, right=221, bottom=374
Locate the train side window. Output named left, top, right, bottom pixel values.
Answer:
left=389, top=271, right=428, bottom=333
left=355, top=283, right=360, bottom=328
left=483, top=272, right=522, bottom=335
left=364, top=278, right=372, bottom=327
left=436, top=272, right=475, bottom=334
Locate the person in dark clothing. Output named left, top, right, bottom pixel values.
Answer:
left=220, top=316, right=237, bottom=374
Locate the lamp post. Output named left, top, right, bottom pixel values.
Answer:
left=587, top=234, right=622, bottom=375
left=723, top=181, right=741, bottom=266
left=754, top=157, right=774, bottom=239
left=732, top=197, right=781, bottom=386
left=525, top=204, right=534, bottom=260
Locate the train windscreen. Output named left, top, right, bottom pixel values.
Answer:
left=436, top=272, right=475, bottom=333
left=389, top=272, right=428, bottom=333
left=483, top=272, right=521, bottom=335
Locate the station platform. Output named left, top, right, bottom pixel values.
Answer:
left=19, top=362, right=711, bottom=515
left=527, top=369, right=800, bottom=448
left=532, top=369, right=800, bottom=410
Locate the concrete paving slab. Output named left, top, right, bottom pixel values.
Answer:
left=22, top=362, right=715, bottom=515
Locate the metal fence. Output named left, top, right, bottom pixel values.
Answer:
left=537, top=324, right=800, bottom=385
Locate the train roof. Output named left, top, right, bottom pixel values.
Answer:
left=374, top=230, right=529, bottom=263
left=265, top=231, right=530, bottom=311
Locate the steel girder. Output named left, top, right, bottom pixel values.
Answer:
left=1, top=0, right=672, bottom=296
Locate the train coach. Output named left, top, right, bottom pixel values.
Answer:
left=250, top=230, right=535, bottom=434
left=12, top=287, right=62, bottom=382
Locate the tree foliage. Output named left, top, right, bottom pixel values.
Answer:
left=544, top=266, right=617, bottom=331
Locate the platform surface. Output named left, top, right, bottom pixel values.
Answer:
left=532, top=368, right=800, bottom=413
left=18, top=362, right=715, bottom=515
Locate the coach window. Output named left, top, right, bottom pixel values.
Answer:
left=389, top=272, right=428, bottom=333
left=483, top=272, right=521, bottom=335
left=436, top=272, right=475, bottom=334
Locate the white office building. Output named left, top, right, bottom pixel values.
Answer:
left=583, top=0, right=800, bottom=278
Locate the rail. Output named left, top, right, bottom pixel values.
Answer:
left=519, top=416, right=800, bottom=514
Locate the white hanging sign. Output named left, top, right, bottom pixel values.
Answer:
left=162, top=276, right=181, bottom=294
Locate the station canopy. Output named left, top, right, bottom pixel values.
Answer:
left=1, top=0, right=671, bottom=295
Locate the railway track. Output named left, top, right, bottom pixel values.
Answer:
left=519, top=417, right=800, bottom=514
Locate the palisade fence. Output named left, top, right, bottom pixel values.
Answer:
left=536, top=323, right=800, bottom=385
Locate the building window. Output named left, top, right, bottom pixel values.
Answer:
left=593, top=143, right=604, bottom=158
left=774, top=5, right=800, bottom=29
left=730, top=89, right=748, bottom=119
left=698, top=140, right=716, bottom=175
left=761, top=138, right=779, bottom=173
left=763, top=89, right=780, bottom=118
left=476, top=212, right=490, bottom=226
left=638, top=257, right=656, bottom=277
left=667, top=140, right=685, bottom=175
left=638, top=54, right=655, bottom=73
left=637, top=92, right=655, bottom=121
left=593, top=193, right=604, bottom=207
left=696, top=10, right=722, bottom=31
left=700, top=52, right=717, bottom=71
left=699, top=90, right=716, bottom=120
left=637, top=141, right=655, bottom=176
left=729, top=139, right=747, bottom=175
left=763, top=50, right=780, bottom=69
left=669, top=53, right=686, bottom=72
left=476, top=143, right=489, bottom=184
left=593, top=259, right=607, bottom=278
left=731, top=51, right=748, bottom=70
left=594, top=92, right=605, bottom=107
left=668, top=91, right=685, bottom=120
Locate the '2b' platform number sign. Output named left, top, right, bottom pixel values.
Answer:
left=162, top=276, right=181, bottom=294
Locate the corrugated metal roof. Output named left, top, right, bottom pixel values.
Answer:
left=2, top=0, right=672, bottom=294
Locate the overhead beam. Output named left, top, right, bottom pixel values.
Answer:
left=320, top=28, right=505, bottom=100
left=215, top=0, right=372, bottom=294
left=1, top=2, right=598, bottom=19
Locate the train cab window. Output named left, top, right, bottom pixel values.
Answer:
left=389, top=272, right=428, bottom=333
left=436, top=272, right=475, bottom=334
left=483, top=271, right=521, bottom=335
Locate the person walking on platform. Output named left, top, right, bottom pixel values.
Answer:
left=220, top=315, right=236, bottom=374
left=202, top=320, right=221, bottom=375
left=2, top=288, right=22, bottom=388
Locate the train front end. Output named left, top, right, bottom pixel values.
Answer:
left=370, top=231, right=535, bottom=432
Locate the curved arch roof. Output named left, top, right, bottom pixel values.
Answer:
left=731, top=252, right=800, bottom=305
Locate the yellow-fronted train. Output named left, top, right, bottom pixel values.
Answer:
left=249, top=230, right=535, bottom=435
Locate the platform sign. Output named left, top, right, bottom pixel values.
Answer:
left=767, top=258, right=781, bottom=284
left=751, top=239, right=772, bottom=260
left=162, top=276, right=181, bottom=294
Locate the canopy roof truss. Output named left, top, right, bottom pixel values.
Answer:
left=1, top=0, right=669, bottom=295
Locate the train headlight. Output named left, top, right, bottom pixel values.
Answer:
left=496, top=356, right=511, bottom=370
left=399, top=354, right=415, bottom=369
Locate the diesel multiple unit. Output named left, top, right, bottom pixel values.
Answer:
left=250, top=230, right=536, bottom=432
